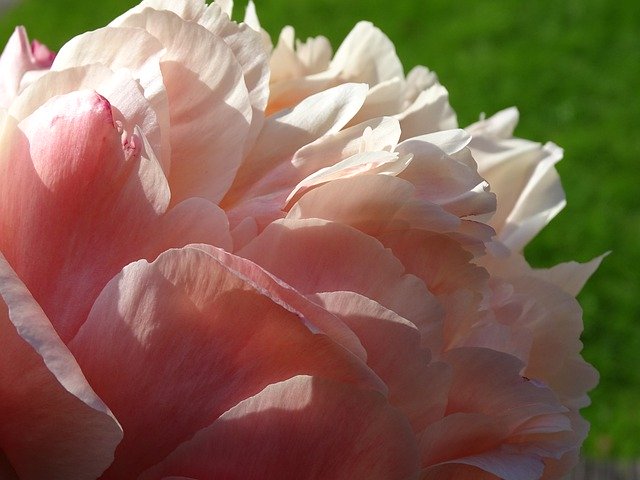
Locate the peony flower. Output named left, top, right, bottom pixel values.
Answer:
left=0, top=1, right=600, bottom=478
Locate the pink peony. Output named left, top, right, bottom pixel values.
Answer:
left=0, top=1, right=600, bottom=478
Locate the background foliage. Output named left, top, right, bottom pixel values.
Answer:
left=1, top=0, right=638, bottom=458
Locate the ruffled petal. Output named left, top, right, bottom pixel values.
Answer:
left=397, top=134, right=496, bottom=219
left=189, top=243, right=368, bottom=360
left=468, top=109, right=566, bottom=251
left=109, top=0, right=207, bottom=23
left=222, top=83, right=369, bottom=234
left=110, top=9, right=253, bottom=203
left=10, top=64, right=168, bottom=173
left=313, top=291, right=451, bottom=432
left=239, top=218, right=441, bottom=330
left=395, top=83, right=458, bottom=140
left=268, top=21, right=403, bottom=113
left=0, top=27, right=54, bottom=108
left=287, top=174, right=460, bottom=237
left=420, top=347, right=570, bottom=479
left=68, top=246, right=384, bottom=478
left=329, top=21, right=404, bottom=86
left=199, top=2, right=270, bottom=153
left=378, top=229, right=489, bottom=353
left=0, top=255, right=122, bottom=479
left=532, top=253, right=608, bottom=296
left=140, top=376, right=420, bottom=480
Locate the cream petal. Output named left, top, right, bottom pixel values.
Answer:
left=497, top=145, right=566, bottom=252
left=396, top=137, right=496, bottom=218
left=267, top=70, right=338, bottom=114
left=295, top=34, right=333, bottom=74
left=243, top=1, right=263, bottom=32
left=270, top=26, right=308, bottom=82
left=469, top=110, right=566, bottom=251
left=291, top=116, right=401, bottom=174
left=222, top=83, right=368, bottom=228
left=51, top=26, right=165, bottom=103
left=348, top=78, right=404, bottom=126
left=396, top=83, right=458, bottom=140
left=268, top=21, right=402, bottom=114
left=215, top=0, right=233, bottom=17
left=287, top=174, right=460, bottom=237
left=109, top=0, right=207, bottom=24
left=112, top=9, right=253, bottom=204
left=330, top=21, right=404, bottom=85
left=404, top=65, right=439, bottom=106
left=199, top=3, right=269, bottom=154
left=532, top=252, right=608, bottom=296
left=467, top=106, right=519, bottom=139
left=284, top=150, right=412, bottom=208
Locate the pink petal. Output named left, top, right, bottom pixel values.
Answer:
left=0, top=91, right=230, bottom=341
left=313, top=291, right=451, bottom=432
left=10, top=64, right=168, bottom=173
left=0, top=255, right=122, bottom=479
left=190, top=243, right=368, bottom=361
left=442, top=348, right=566, bottom=422
left=432, top=450, right=545, bottom=480
left=378, top=229, right=488, bottom=353
left=498, top=276, right=598, bottom=408
left=422, top=464, right=498, bottom=480
left=419, top=347, right=570, bottom=478
left=420, top=412, right=509, bottom=467
left=140, top=376, right=420, bottom=480
left=68, top=247, right=384, bottom=478
left=238, top=218, right=441, bottom=330
left=0, top=27, right=53, bottom=108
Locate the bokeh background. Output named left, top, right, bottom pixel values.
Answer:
left=1, top=0, right=638, bottom=460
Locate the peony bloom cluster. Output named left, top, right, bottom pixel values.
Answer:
left=0, top=1, right=602, bottom=478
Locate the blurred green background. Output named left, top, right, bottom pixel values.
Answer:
left=1, top=0, right=637, bottom=459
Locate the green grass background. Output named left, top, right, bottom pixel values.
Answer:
left=1, top=0, right=638, bottom=459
